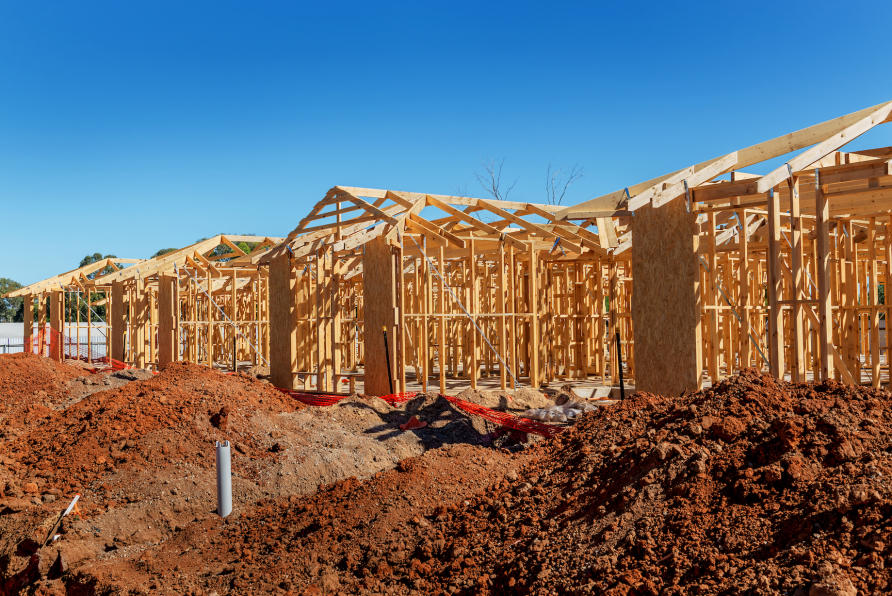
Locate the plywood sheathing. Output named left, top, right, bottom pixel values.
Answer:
left=632, top=196, right=702, bottom=395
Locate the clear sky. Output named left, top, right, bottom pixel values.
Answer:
left=2, top=0, right=891, bottom=285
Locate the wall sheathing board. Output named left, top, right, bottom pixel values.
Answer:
left=632, top=196, right=703, bottom=395
left=269, top=254, right=298, bottom=389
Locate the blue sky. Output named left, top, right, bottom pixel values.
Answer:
left=2, top=0, right=891, bottom=284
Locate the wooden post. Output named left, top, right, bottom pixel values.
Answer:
left=631, top=196, right=702, bottom=395
left=363, top=236, right=398, bottom=396
left=133, top=278, right=147, bottom=368
left=49, top=290, right=63, bottom=362
left=815, top=174, right=834, bottom=381
left=767, top=189, right=785, bottom=378
left=269, top=253, right=298, bottom=390
left=158, top=274, right=177, bottom=366
left=737, top=210, right=751, bottom=369
left=438, top=245, right=447, bottom=395
left=23, top=294, right=33, bottom=354
left=868, top=218, right=881, bottom=387
left=110, top=282, right=125, bottom=363
left=789, top=176, right=806, bottom=382
left=37, top=293, right=47, bottom=356
left=498, top=242, right=508, bottom=390
left=528, top=242, right=540, bottom=387
left=468, top=238, right=478, bottom=389
left=706, top=211, right=721, bottom=381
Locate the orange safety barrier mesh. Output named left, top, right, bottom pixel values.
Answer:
left=441, top=394, right=564, bottom=438
left=273, top=387, right=348, bottom=407
left=378, top=392, right=418, bottom=405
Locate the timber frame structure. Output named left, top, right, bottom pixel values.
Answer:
left=9, top=100, right=892, bottom=398
left=559, top=99, right=892, bottom=395
left=263, top=186, right=629, bottom=395
left=7, top=235, right=282, bottom=370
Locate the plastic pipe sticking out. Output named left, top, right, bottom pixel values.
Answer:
left=216, top=441, right=232, bottom=518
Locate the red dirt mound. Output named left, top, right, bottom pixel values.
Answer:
left=72, top=443, right=530, bottom=594
left=0, top=352, right=83, bottom=404
left=4, top=361, right=303, bottom=501
left=0, top=353, right=87, bottom=441
left=96, top=369, right=892, bottom=595
left=364, top=369, right=891, bottom=595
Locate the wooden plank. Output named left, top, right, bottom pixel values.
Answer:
left=886, top=215, right=892, bottom=389
left=528, top=242, right=540, bottom=387
left=477, top=199, right=584, bottom=253
left=363, top=236, right=398, bottom=395
left=631, top=195, right=703, bottom=395
left=789, top=176, right=806, bottom=382
left=868, top=218, right=881, bottom=387
left=756, top=102, right=892, bottom=194
left=644, top=152, right=739, bottom=210
left=767, top=190, right=785, bottom=378
left=424, top=194, right=527, bottom=249
left=737, top=210, right=751, bottom=369
left=815, top=172, right=834, bottom=380
left=407, top=213, right=467, bottom=248
left=158, top=274, right=177, bottom=365
left=22, top=294, right=32, bottom=354
left=559, top=100, right=892, bottom=219
left=438, top=246, right=447, bottom=395
left=49, top=291, right=63, bottom=362
left=269, top=254, right=298, bottom=390
left=706, top=211, right=720, bottom=381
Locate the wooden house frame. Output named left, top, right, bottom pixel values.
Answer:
left=11, top=101, right=892, bottom=398
left=263, top=186, right=628, bottom=395
left=558, top=100, right=892, bottom=394
left=8, top=235, right=282, bottom=370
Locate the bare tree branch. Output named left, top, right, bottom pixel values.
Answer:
left=545, top=163, right=584, bottom=206
left=476, top=158, right=517, bottom=202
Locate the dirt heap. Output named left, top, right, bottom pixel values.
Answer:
left=2, top=362, right=302, bottom=500
left=0, top=353, right=83, bottom=425
left=364, top=368, right=891, bottom=595
left=2, top=358, right=538, bottom=594
left=86, top=369, right=891, bottom=595
left=70, top=443, right=530, bottom=594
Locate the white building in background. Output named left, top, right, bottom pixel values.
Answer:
left=0, top=322, right=109, bottom=356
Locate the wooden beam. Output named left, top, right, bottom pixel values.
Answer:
left=756, top=102, right=892, bottom=193
left=767, top=190, right=785, bottom=378
left=559, top=100, right=892, bottom=219
left=815, top=171, right=834, bottom=381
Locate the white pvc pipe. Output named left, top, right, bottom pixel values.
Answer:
left=216, top=441, right=232, bottom=518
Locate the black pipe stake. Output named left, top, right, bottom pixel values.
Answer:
left=232, top=334, right=237, bottom=372
left=615, top=330, right=625, bottom=400
left=382, top=326, right=394, bottom=394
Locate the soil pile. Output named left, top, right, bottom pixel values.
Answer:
left=0, top=352, right=83, bottom=413
left=4, top=362, right=302, bottom=499
left=366, top=369, right=892, bottom=594
left=72, top=443, right=530, bottom=594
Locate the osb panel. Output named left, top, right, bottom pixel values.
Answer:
left=157, top=275, right=177, bottom=365
left=110, top=283, right=125, bottom=362
left=362, top=236, right=397, bottom=396
left=49, top=291, right=63, bottom=362
left=632, top=195, right=702, bottom=395
left=269, top=254, right=297, bottom=390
